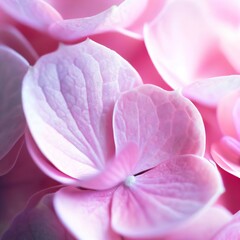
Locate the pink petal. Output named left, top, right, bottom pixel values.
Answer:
left=0, top=0, right=148, bottom=41
left=208, top=0, right=240, bottom=27
left=211, top=136, right=240, bottom=178
left=0, top=46, right=28, bottom=162
left=125, top=0, right=166, bottom=37
left=233, top=98, right=240, bottom=138
left=113, top=85, right=205, bottom=174
left=217, top=89, right=240, bottom=138
left=78, top=143, right=139, bottom=190
left=22, top=39, right=142, bottom=182
left=1, top=190, right=74, bottom=239
left=25, top=130, right=79, bottom=185
left=144, top=0, right=235, bottom=89
left=211, top=0, right=240, bottom=73
left=91, top=31, right=171, bottom=89
left=54, top=186, right=121, bottom=240
left=49, top=0, right=148, bottom=41
left=212, top=210, right=240, bottom=239
left=0, top=0, right=62, bottom=31
left=111, top=155, right=224, bottom=238
left=0, top=143, right=57, bottom=234
left=182, top=75, right=240, bottom=107
left=163, top=205, right=232, bottom=240
left=126, top=206, right=232, bottom=240
left=0, top=25, right=38, bottom=64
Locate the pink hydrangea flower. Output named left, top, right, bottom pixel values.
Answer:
left=22, top=39, right=223, bottom=239
left=0, top=0, right=166, bottom=41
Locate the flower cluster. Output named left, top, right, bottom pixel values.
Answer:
left=0, top=1, right=240, bottom=239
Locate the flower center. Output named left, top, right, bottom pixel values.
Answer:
left=124, top=175, right=136, bottom=187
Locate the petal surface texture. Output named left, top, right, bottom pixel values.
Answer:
left=111, top=155, right=224, bottom=238
left=54, top=187, right=121, bottom=240
left=113, top=85, right=205, bottom=174
left=0, top=46, right=28, bottom=162
left=22, top=39, right=142, bottom=182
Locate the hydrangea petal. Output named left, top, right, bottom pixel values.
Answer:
left=1, top=190, right=74, bottom=240
left=217, top=89, right=240, bottom=138
left=0, top=25, right=38, bottom=64
left=126, top=206, right=232, bottom=240
left=182, top=75, right=240, bottom=107
left=49, top=0, right=148, bottom=41
left=0, top=46, right=28, bottom=162
left=233, top=98, right=240, bottom=138
left=22, top=39, right=142, bottom=181
left=79, top=143, right=139, bottom=190
left=0, top=0, right=62, bottom=31
left=164, top=206, right=232, bottom=240
left=91, top=32, right=171, bottom=89
left=144, top=0, right=235, bottom=89
left=25, top=130, right=78, bottom=185
left=111, top=155, right=224, bottom=238
left=212, top=210, right=240, bottom=240
left=211, top=136, right=240, bottom=177
left=54, top=186, right=121, bottom=240
left=113, top=85, right=205, bottom=174
left=0, top=0, right=149, bottom=41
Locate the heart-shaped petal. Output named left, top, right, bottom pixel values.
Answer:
left=111, top=155, right=224, bottom=238
left=113, top=85, right=205, bottom=174
left=22, top=39, right=142, bottom=182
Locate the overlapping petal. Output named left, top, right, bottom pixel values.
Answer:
left=113, top=85, right=205, bottom=173
left=0, top=0, right=151, bottom=41
left=111, top=155, right=223, bottom=238
left=0, top=0, right=62, bottom=31
left=144, top=0, right=235, bottom=89
left=182, top=75, right=240, bottom=107
left=22, top=39, right=142, bottom=183
left=212, top=210, right=240, bottom=239
left=0, top=25, right=38, bottom=64
left=163, top=206, right=232, bottom=240
left=211, top=89, right=240, bottom=177
left=0, top=46, right=28, bottom=173
left=2, top=189, right=74, bottom=240
left=54, top=187, right=120, bottom=240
